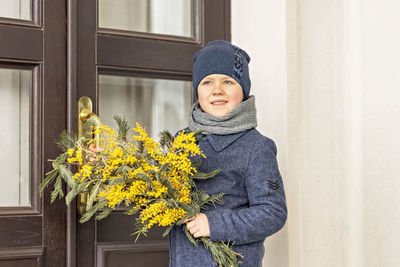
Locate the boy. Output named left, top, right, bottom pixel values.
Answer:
left=169, top=40, right=287, bottom=267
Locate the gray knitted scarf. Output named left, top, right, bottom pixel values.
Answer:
left=188, top=95, right=257, bottom=135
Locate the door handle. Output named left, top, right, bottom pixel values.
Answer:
left=77, top=96, right=101, bottom=215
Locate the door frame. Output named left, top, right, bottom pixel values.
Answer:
left=0, top=0, right=68, bottom=266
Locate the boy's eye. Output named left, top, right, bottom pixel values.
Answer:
left=202, top=81, right=212, bottom=85
left=224, top=80, right=234, bottom=85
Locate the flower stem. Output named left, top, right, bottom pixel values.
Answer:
left=183, top=226, right=242, bottom=267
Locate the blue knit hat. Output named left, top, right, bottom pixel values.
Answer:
left=192, top=40, right=251, bottom=99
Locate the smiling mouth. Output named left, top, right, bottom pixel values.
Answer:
left=211, top=101, right=228, bottom=105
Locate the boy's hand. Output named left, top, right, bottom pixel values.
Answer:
left=88, top=144, right=103, bottom=162
left=88, top=143, right=103, bottom=153
left=184, top=213, right=210, bottom=238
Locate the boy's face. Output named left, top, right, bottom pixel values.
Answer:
left=197, top=74, right=244, bottom=118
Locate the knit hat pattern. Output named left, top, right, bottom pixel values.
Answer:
left=192, top=40, right=251, bottom=99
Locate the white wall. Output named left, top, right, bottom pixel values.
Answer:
left=361, top=1, right=400, bottom=265
left=232, top=0, right=400, bottom=266
left=232, top=1, right=289, bottom=267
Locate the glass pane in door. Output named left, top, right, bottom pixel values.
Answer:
left=0, top=68, right=31, bottom=207
left=98, top=0, right=193, bottom=37
left=99, top=75, right=192, bottom=138
left=0, top=0, right=31, bottom=20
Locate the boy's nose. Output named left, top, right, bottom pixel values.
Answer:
left=212, top=82, right=224, bottom=95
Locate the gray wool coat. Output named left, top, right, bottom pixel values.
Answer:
left=169, top=128, right=287, bottom=267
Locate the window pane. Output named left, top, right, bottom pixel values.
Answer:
left=98, top=0, right=193, bottom=37
left=0, top=68, right=31, bottom=207
left=0, top=0, right=31, bottom=21
left=99, top=75, right=192, bottom=138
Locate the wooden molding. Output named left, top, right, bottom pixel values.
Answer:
left=0, top=246, right=44, bottom=259
left=96, top=241, right=169, bottom=267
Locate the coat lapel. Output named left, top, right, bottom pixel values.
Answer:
left=206, top=131, right=248, bottom=152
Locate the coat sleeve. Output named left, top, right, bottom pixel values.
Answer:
left=204, top=138, right=287, bottom=245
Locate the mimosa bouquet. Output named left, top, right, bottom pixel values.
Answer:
left=40, top=116, right=242, bottom=267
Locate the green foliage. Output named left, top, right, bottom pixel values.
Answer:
left=39, top=119, right=241, bottom=267
left=50, top=175, right=64, bottom=203
left=193, top=130, right=204, bottom=142
left=96, top=207, right=113, bottom=220
left=39, top=169, right=58, bottom=196
left=79, top=200, right=107, bottom=223
left=193, top=191, right=225, bottom=210
left=201, top=237, right=243, bottom=267
left=137, top=172, right=155, bottom=190
left=191, top=168, right=221, bottom=179
left=65, top=187, right=80, bottom=206
left=86, top=181, right=101, bottom=211
left=113, top=115, right=130, bottom=142
left=55, top=130, right=78, bottom=151
left=184, top=226, right=199, bottom=247
left=116, top=165, right=131, bottom=177
left=108, top=177, right=126, bottom=186
left=159, top=130, right=173, bottom=149
left=124, top=205, right=140, bottom=216
left=86, top=116, right=99, bottom=127
left=58, top=164, right=74, bottom=187
left=162, top=224, right=174, bottom=237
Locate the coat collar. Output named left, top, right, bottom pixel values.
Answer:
left=204, top=131, right=248, bottom=152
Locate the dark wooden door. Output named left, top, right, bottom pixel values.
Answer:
left=0, top=0, right=67, bottom=266
left=0, top=1, right=230, bottom=267
left=72, top=1, right=231, bottom=267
